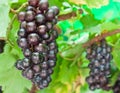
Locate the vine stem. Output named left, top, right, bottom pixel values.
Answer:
left=83, top=29, right=120, bottom=47
left=7, top=2, right=28, bottom=46
left=29, top=84, right=38, bottom=93
left=0, top=37, right=6, bottom=41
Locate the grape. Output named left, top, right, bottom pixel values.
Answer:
left=22, top=68, right=34, bottom=79
left=39, top=0, right=49, bottom=11
left=16, top=0, right=59, bottom=89
left=46, top=9, right=55, bottom=21
left=48, top=60, right=56, bottom=67
left=38, top=25, right=48, bottom=35
left=48, top=68, right=53, bottom=75
left=18, top=12, right=25, bottom=22
left=113, top=75, right=120, bottom=93
left=23, top=49, right=31, bottom=57
left=15, top=60, right=24, bottom=70
left=26, top=22, right=36, bottom=32
left=35, top=14, right=45, bottom=25
left=41, top=61, right=48, bottom=69
left=20, top=21, right=27, bottom=28
left=52, top=18, right=58, bottom=24
left=22, top=58, right=30, bottom=68
left=18, top=38, right=28, bottom=48
left=52, top=30, right=58, bottom=39
left=40, top=70, right=47, bottom=78
left=46, top=22, right=53, bottom=30
left=18, top=28, right=26, bottom=37
left=86, top=39, right=113, bottom=91
left=42, top=80, right=48, bottom=87
left=32, top=65, right=40, bottom=73
left=26, top=10, right=35, bottom=21
left=34, top=43, right=45, bottom=52
left=27, top=33, right=40, bottom=45
left=28, top=0, right=39, bottom=7
left=32, top=52, right=40, bottom=64
left=51, top=6, right=59, bottom=15
left=42, top=33, right=50, bottom=40
left=26, top=6, right=35, bottom=11
left=48, top=42, right=56, bottom=50
left=33, top=74, right=41, bottom=83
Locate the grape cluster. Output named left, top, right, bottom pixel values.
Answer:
left=86, top=39, right=113, bottom=90
left=0, top=40, right=5, bottom=53
left=113, top=75, right=120, bottom=93
left=15, top=0, right=59, bottom=89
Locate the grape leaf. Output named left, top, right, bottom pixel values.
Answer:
left=0, top=45, right=32, bottom=93
left=101, top=22, right=120, bottom=31
left=0, top=0, right=10, bottom=37
left=85, top=0, right=109, bottom=8
left=69, top=0, right=109, bottom=8
left=10, top=0, right=19, bottom=3
left=114, top=0, right=120, bottom=2
left=112, top=39, right=120, bottom=70
left=58, top=60, right=79, bottom=84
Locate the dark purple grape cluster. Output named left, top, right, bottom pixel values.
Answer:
left=86, top=39, right=113, bottom=91
left=113, top=75, right=120, bottom=93
left=0, top=40, right=5, bottom=53
left=15, top=0, right=59, bottom=89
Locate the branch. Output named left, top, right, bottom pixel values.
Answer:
left=58, top=9, right=83, bottom=21
left=29, top=84, right=38, bottom=93
left=83, top=29, right=120, bottom=47
left=10, top=8, right=17, bottom=14
left=58, top=12, right=76, bottom=21
left=0, top=37, right=6, bottom=41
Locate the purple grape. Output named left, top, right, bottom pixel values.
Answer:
left=51, top=6, right=59, bottom=15
left=18, top=38, right=28, bottom=48
left=38, top=25, right=48, bottom=35
left=26, top=22, right=36, bottom=32
left=39, top=0, right=49, bottom=11
left=27, top=33, right=40, bottom=45
left=18, top=12, right=25, bottom=22
left=35, top=14, right=45, bottom=25
left=28, top=0, right=39, bottom=7
left=26, top=10, right=35, bottom=21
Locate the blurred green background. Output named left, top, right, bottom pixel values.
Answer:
left=1, top=0, right=120, bottom=93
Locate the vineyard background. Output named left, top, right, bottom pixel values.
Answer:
left=0, top=0, right=120, bottom=93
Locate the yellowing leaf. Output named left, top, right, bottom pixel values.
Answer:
left=69, top=0, right=109, bottom=8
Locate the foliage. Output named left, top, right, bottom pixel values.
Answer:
left=0, top=0, right=120, bottom=93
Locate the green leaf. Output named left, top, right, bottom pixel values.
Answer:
left=101, top=22, right=120, bottom=31
left=58, top=60, right=79, bottom=83
left=63, top=2, right=71, bottom=7
left=10, top=0, right=19, bottom=3
left=114, top=0, right=120, bottom=2
left=112, top=39, right=120, bottom=70
left=49, top=0, right=64, bottom=8
left=85, top=0, right=109, bottom=8
left=80, top=14, right=100, bottom=29
left=0, top=0, right=10, bottom=37
left=0, top=45, right=32, bottom=93
left=61, top=44, right=84, bottom=58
